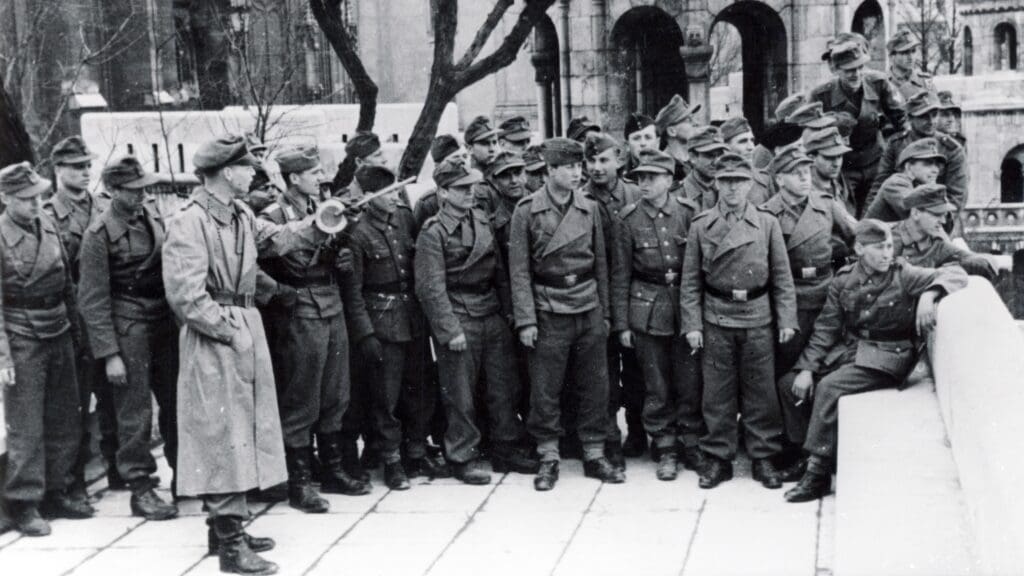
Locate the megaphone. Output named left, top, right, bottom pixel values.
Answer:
left=315, top=198, right=349, bottom=234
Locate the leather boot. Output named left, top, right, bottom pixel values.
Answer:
left=604, top=441, right=627, bottom=471
left=656, top=450, right=679, bottom=481
left=533, top=460, right=559, bottom=492
left=5, top=501, right=51, bottom=537
left=697, top=455, right=733, bottom=489
left=778, top=456, right=807, bottom=483
left=207, top=519, right=275, bottom=556
left=107, top=466, right=128, bottom=491
left=285, top=448, right=330, bottom=513
left=583, top=457, right=626, bottom=483
left=129, top=479, right=179, bottom=520
left=679, top=445, right=707, bottom=473
left=340, top=438, right=370, bottom=483
left=405, top=454, right=452, bottom=479
left=384, top=461, right=410, bottom=491
left=246, top=484, right=288, bottom=504
left=785, top=470, right=832, bottom=502
left=751, top=458, right=783, bottom=490
left=40, top=489, right=95, bottom=519
left=452, top=459, right=492, bottom=485
left=317, top=434, right=371, bottom=496
left=491, top=443, right=540, bottom=474
left=214, top=517, right=279, bottom=575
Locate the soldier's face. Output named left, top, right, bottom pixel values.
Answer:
left=441, top=183, right=475, bottom=212
left=585, top=148, right=621, bottom=187
left=637, top=172, right=673, bottom=202
left=777, top=164, right=812, bottom=197
left=112, top=187, right=145, bottom=211
left=471, top=137, right=501, bottom=166
left=728, top=132, right=756, bottom=159
left=369, top=189, right=399, bottom=213
left=225, top=165, right=255, bottom=196
left=56, top=162, right=92, bottom=192
left=912, top=207, right=947, bottom=235
left=856, top=239, right=894, bottom=273
left=667, top=117, right=698, bottom=142
left=905, top=159, right=942, bottom=184
left=936, top=110, right=957, bottom=133
left=891, top=49, right=914, bottom=70
left=3, top=194, right=40, bottom=222
left=693, top=149, right=724, bottom=177
left=290, top=164, right=326, bottom=197
left=837, top=64, right=863, bottom=91
left=716, top=176, right=752, bottom=209
left=548, top=162, right=582, bottom=190
left=813, top=153, right=843, bottom=179
left=359, top=149, right=388, bottom=168
left=910, top=111, right=938, bottom=135
left=493, top=166, right=526, bottom=199
left=525, top=168, right=547, bottom=193
left=627, top=125, right=658, bottom=158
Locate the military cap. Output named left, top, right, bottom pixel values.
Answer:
left=583, top=132, right=620, bottom=159
left=0, top=161, right=51, bottom=199
left=760, top=121, right=803, bottom=151
left=821, top=32, right=869, bottom=62
left=829, top=111, right=858, bottom=138
left=567, top=116, right=601, bottom=142
left=275, top=146, right=321, bottom=174
left=624, top=112, right=656, bottom=138
left=786, top=102, right=835, bottom=129
left=541, top=137, right=584, bottom=166
left=720, top=117, right=753, bottom=143
left=499, top=116, right=533, bottom=142
left=830, top=41, right=870, bottom=70
left=905, top=183, right=956, bottom=213
left=713, top=153, right=753, bottom=180
left=887, top=29, right=920, bottom=53
left=431, top=134, right=461, bottom=163
left=345, top=131, right=381, bottom=159
left=245, top=133, right=268, bottom=155
left=355, top=164, right=396, bottom=193
left=102, top=155, right=161, bottom=190
left=771, top=142, right=813, bottom=174
left=802, top=127, right=852, bottom=157
left=523, top=145, right=546, bottom=171
left=628, top=149, right=675, bottom=176
left=434, top=158, right=483, bottom=188
left=687, top=126, right=730, bottom=154
left=193, top=134, right=261, bottom=171
left=488, top=151, right=527, bottom=178
left=655, top=94, right=701, bottom=135
left=464, top=116, right=500, bottom=145
left=51, top=136, right=97, bottom=166
left=897, top=137, right=946, bottom=167
left=937, top=90, right=962, bottom=114
left=855, top=218, right=891, bottom=244
left=775, top=93, right=807, bottom=122
left=905, top=90, right=940, bottom=117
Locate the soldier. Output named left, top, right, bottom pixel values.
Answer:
left=483, top=152, right=531, bottom=267
left=936, top=91, right=966, bottom=151
left=611, top=150, right=703, bottom=480
left=721, top=116, right=773, bottom=204
left=163, top=135, right=327, bottom=574
left=413, top=134, right=468, bottom=230
left=581, top=132, right=644, bottom=466
left=868, top=90, right=967, bottom=210
left=465, top=116, right=503, bottom=173
left=243, top=135, right=281, bottom=213
left=566, top=116, right=601, bottom=142
left=656, top=94, right=702, bottom=182
left=43, top=136, right=112, bottom=508
left=499, top=116, right=533, bottom=153
left=679, top=153, right=799, bottom=490
left=258, top=146, right=372, bottom=513
left=887, top=29, right=936, bottom=100
left=331, top=131, right=388, bottom=199
left=523, top=145, right=548, bottom=194
left=415, top=159, right=539, bottom=484
left=865, top=137, right=944, bottom=222
left=0, top=163, right=85, bottom=536
left=808, top=40, right=906, bottom=216
left=674, top=126, right=730, bottom=212
left=804, top=128, right=857, bottom=224
left=785, top=102, right=839, bottom=138
left=623, top=113, right=658, bottom=178
left=784, top=220, right=967, bottom=502
left=762, top=143, right=855, bottom=478
left=509, top=137, right=626, bottom=491
left=752, top=92, right=808, bottom=172
left=344, top=165, right=433, bottom=491
left=77, top=156, right=179, bottom=521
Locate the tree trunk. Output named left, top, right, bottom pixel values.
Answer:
left=0, top=76, right=34, bottom=167
left=309, top=0, right=378, bottom=132
left=399, top=80, right=456, bottom=179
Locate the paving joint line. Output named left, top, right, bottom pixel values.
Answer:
left=60, top=515, right=149, bottom=576
left=547, top=481, right=604, bottom=576
left=676, top=497, right=706, bottom=576
left=420, top=472, right=506, bottom=576
left=299, top=486, right=392, bottom=576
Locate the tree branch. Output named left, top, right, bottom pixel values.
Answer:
left=456, top=0, right=555, bottom=88
left=310, top=0, right=378, bottom=131
left=454, top=0, right=512, bottom=70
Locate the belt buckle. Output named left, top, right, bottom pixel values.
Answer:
left=664, top=270, right=678, bottom=284
left=244, top=294, right=254, bottom=308
left=565, top=274, right=578, bottom=287
left=801, top=266, right=817, bottom=279
left=732, top=289, right=748, bottom=302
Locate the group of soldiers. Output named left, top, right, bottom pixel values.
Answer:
left=0, top=27, right=1001, bottom=576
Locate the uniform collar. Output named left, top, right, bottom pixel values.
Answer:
left=0, top=213, right=35, bottom=246
left=640, top=194, right=673, bottom=219
left=711, top=200, right=759, bottom=227
left=531, top=183, right=590, bottom=214
left=436, top=207, right=467, bottom=235
left=281, top=188, right=315, bottom=216
left=586, top=178, right=626, bottom=205
left=49, top=188, right=90, bottom=220
left=196, top=187, right=235, bottom=226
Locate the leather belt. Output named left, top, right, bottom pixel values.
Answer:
left=363, top=280, right=413, bottom=294
left=111, top=278, right=166, bottom=299
left=209, top=291, right=255, bottom=308
left=3, top=292, right=63, bottom=310
left=854, top=328, right=914, bottom=342
left=704, top=283, right=769, bottom=303
left=791, top=264, right=831, bottom=281
left=534, top=269, right=595, bottom=289
left=633, top=269, right=681, bottom=286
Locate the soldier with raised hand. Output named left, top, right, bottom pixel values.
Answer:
left=674, top=126, right=730, bottom=211
left=784, top=220, right=968, bottom=503
left=611, top=150, right=703, bottom=481
left=77, top=156, right=179, bottom=522
left=258, top=146, right=372, bottom=515
left=0, top=163, right=84, bottom=536
left=679, top=153, right=799, bottom=491
left=887, top=29, right=936, bottom=100
left=656, top=94, right=702, bottom=182
left=162, top=134, right=329, bottom=574
left=510, top=137, right=626, bottom=491
left=865, top=137, right=945, bottom=222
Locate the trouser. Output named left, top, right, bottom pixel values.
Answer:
left=803, top=364, right=898, bottom=459
left=341, top=340, right=376, bottom=453
left=634, top=332, right=703, bottom=450
left=774, top=308, right=821, bottom=446
left=370, top=336, right=432, bottom=463
left=72, top=320, right=118, bottom=489
left=273, top=314, right=349, bottom=448
left=527, top=308, right=609, bottom=462
left=3, top=331, right=80, bottom=503
left=204, top=492, right=249, bottom=520
left=843, top=159, right=879, bottom=218
left=111, top=315, right=179, bottom=483
left=435, top=313, right=525, bottom=463
left=700, top=323, right=782, bottom=461
left=605, top=336, right=644, bottom=444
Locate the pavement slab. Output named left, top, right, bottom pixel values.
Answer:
left=0, top=547, right=97, bottom=576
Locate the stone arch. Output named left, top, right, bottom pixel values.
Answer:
left=1001, top=144, right=1024, bottom=203
left=608, top=6, right=689, bottom=127
left=531, top=15, right=561, bottom=138
left=852, top=0, right=886, bottom=70
left=994, top=22, right=1018, bottom=71
left=711, top=1, right=788, bottom=136
left=964, top=26, right=974, bottom=76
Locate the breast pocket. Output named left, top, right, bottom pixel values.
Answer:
left=628, top=282, right=658, bottom=333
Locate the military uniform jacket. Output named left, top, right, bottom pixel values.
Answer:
left=868, top=129, right=966, bottom=209
left=749, top=169, right=774, bottom=205
left=674, top=171, right=717, bottom=212
left=812, top=170, right=857, bottom=218
left=891, top=220, right=998, bottom=280
left=760, top=192, right=851, bottom=312
left=258, top=191, right=343, bottom=319
left=343, top=204, right=423, bottom=343
left=42, top=188, right=110, bottom=279
left=794, top=260, right=967, bottom=378
left=509, top=184, right=610, bottom=329
left=78, top=197, right=171, bottom=359
left=611, top=195, right=698, bottom=336
left=808, top=72, right=907, bottom=169
left=0, top=213, right=77, bottom=368
left=414, top=208, right=510, bottom=344
left=679, top=202, right=798, bottom=333
left=889, top=66, right=935, bottom=100
left=413, top=188, right=440, bottom=231
left=585, top=178, right=639, bottom=266
left=864, top=172, right=914, bottom=222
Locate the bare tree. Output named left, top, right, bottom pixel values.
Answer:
left=898, top=0, right=962, bottom=75
left=309, top=0, right=378, bottom=132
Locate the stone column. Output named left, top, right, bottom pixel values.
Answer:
left=558, top=0, right=572, bottom=133
left=589, top=0, right=607, bottom=126
left=680, top=25, right=713, bottom=125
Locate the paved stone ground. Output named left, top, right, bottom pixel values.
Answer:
left=0, top=451, right=835, bottom=576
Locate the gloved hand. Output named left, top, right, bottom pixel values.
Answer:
left=335, top=248, right=354, bottom=274
left=359, top=335, right=384, bottom=364
left=274, top=284, right=298, bottom=308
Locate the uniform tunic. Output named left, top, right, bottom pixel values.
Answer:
left=867, top=130, right=967, bottom=210
left=891, top=220, right=998, bottom=280
left=674, top=171, right=718, bottom=212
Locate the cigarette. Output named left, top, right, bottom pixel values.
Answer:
left=690, top=348, right=698, bottom=356
left=794, top=400, right=804, bottom=407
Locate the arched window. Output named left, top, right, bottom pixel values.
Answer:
left=963, top=26, right=973, bottom=76
left=1001, top=146, right=1024, bottom=203
left=995, top=23, right=1018, bottom=71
